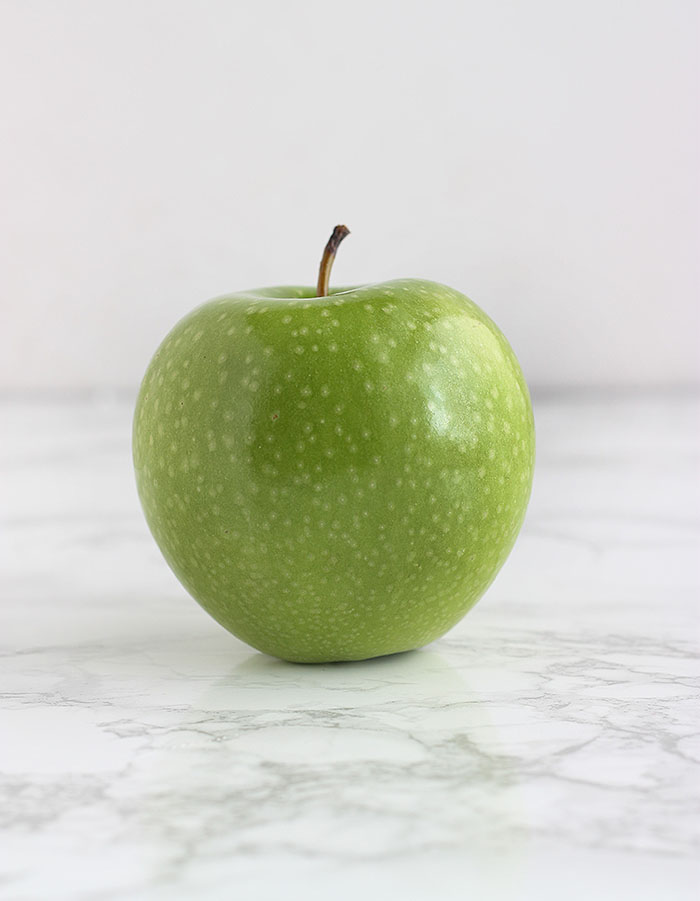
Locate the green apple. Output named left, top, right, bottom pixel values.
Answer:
left=133, top=227, right=534, bottom=663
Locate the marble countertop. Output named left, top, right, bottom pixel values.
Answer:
left=1, top=393, right=699, bottom=900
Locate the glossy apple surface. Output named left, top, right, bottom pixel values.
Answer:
left=133, top=280, right=535, bottom=662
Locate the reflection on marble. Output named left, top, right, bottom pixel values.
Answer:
left=1, top=394, right=699, bottom=900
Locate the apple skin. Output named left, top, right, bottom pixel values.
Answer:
left=133, top=280, right=534, bottom=663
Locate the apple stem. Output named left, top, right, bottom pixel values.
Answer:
left=316, top=225, right=350, bottom=297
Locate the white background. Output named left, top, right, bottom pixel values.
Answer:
left=1, top=0, right=697, bottom=392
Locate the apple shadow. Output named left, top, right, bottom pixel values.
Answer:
left=237, top=644, right=422, bottom=673
left=187, top=640, right=477, bottom=714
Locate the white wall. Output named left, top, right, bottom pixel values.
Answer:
left=1, top=0, right=698, bottom=391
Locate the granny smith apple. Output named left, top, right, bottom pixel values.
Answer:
left=133, top=227, right=534, bottom=663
